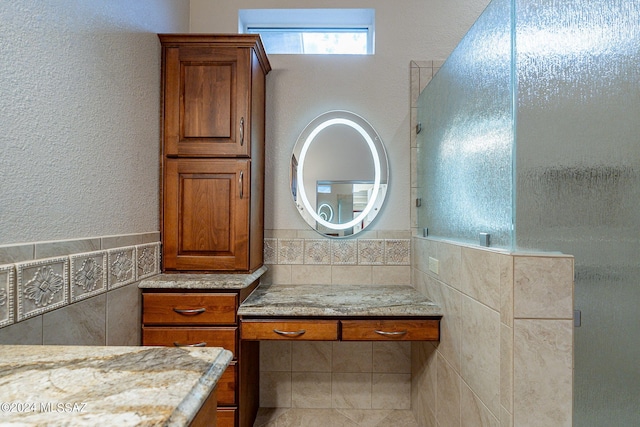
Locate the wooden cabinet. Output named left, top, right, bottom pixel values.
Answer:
left=240, top=318, right=440, bottom=342
left=142, top=286, right=260, bottom=427
left=159, top=34, right=270, bottom=272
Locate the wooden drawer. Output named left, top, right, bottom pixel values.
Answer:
left=143, top=293, right=237, bottom=325
left=341, top=319, right=440, bottom=341
left=142, top=327, right=237, bottom=355
left=217, top=363, right=236, bottom=405
left=216, top=407, right=236, bottom=427
left=241, top=320, right=339, bottom=340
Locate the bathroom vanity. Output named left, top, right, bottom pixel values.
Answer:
left=0, top=345, right=232, bottom=426
left=237, top=283, right=442, bottom=342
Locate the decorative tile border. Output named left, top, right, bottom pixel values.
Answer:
left=16, top=256, right=69, bottom=321
left=108, top=246, right=136, bottom=290
left=136, top=242, right=160, bottom=281
left=0, top=264, right=15, bottom=328
left=0, top=239, right=160, bottom=329
left=264, top=238, right=411, bottom=266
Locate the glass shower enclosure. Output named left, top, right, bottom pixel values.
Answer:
left=416, top=0, right=640, bottom=424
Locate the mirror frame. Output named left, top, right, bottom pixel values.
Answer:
left=290, top=110, right=389, bottom=237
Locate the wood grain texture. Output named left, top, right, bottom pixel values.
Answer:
left=341, top=319, right=440, bottom=341
left=142, top=293, right=237, bottom=325
left=241, top=320, right=339, bottom=341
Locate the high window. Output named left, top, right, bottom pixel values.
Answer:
left=238, top=9, right=375, bottom=55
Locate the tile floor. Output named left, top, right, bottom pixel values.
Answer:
left=253, top=408, right=420, bottom=427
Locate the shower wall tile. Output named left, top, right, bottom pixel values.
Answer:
left=460, top=247, right=501, bottom=311
left=0, top=264, right=15, bottom=328
left=513, top=319, right=573, bottom=427
left=436, top=241, right=461, bottom=290
left=411, top=342, right=437, bottom=426
left=436, top=353, right=461, bottom=426
left=500, top=255, right=514, bottom=326
left=461, top=296, right=500, bottom=417
left=16, top=256, right=69, bottom=321
left=514, top=256, right=574, bottom=319
left=461, top=382, right=500, bottom=427
left=500, top=323, right=513, bottom=413
left=69, top=250, right=107, bottom=303
left=411, top=236, right=574, bottom=427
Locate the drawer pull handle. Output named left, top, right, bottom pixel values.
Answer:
left=239, top=117, right=245, bottom=146
left=374, top=330, right=408, bottom=337
left=173, top=342, right=207, bottom=347
left=172, top=307, right=206, bottom=315
left=273, top=329, right=306, bottom=337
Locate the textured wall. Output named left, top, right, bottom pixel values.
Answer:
left=0, top=1, right=189, bottom=245
left=189, top=0, right=491, bottom=234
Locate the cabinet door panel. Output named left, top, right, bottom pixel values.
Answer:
left=163, top=46, right=250, bottom=157
left=164, top=159, right=249, bottom=271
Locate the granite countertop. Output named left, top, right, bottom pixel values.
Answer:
left=0, top=345, right=232, bottom=426
left=138, top=265, right=268, bottom=290
left=237, top=283, right=443, bottom=317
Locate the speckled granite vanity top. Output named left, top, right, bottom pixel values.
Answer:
left=0, top=345, right=232, bottom=426
left=237, top=283, right=442, bottom=317
left=138, top=265, right=267, bottom=290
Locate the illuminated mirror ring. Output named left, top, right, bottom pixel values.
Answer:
left=290, top=111, right=389, bottom=238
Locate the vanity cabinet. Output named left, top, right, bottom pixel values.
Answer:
left=159, top=34, right=270, bottom=272
left=142, top=284, right=260, bottom=427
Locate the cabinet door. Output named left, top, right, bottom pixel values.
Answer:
left=163, top=46, right=251, bottom=157
left=164, top=159, right=250, bottom=271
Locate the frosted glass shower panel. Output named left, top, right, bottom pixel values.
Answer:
left=416, top=0, right=514, bottom=248
left=514, top=0, right=640, bottom=424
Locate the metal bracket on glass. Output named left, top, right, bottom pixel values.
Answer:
left=416, top=122, right=422, bottom=134
left=574, top=309, right=581, bottom=327
left=479, top=233, right=491, bottom=247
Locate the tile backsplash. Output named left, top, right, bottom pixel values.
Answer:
left=260, top=229, right=413, bottom=410
left=0, top=232, right=159, bottom=345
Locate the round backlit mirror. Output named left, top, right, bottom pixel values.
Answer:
left=290, top=110, right=389, bottom=238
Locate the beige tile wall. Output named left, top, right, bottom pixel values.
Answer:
left=411, top=237, right=574, bottom=427
left=261, top=228, right=413, bottom=410
left=0, top=232, right=158, bottom=346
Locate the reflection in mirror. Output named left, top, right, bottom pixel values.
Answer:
left=290, top=111, right=389, bottom=237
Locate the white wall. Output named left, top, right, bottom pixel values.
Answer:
left=190, top=0, right=490, bottom=233
left=0, top=1, right=189, bottom=245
